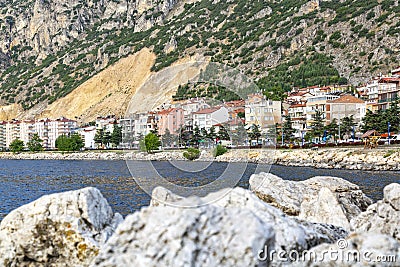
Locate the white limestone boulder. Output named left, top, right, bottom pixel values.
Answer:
left=0, top=187, right=123, bottom=267
left=249, top=173, right=373, bottom=230
left=293, top=233, right=400, bottom=267
left=92, top=187, right=347, bottom=267
left=351, top=183, right=400, bottom=241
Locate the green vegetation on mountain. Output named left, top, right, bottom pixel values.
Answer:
left=0, top=0, right=399, bottom=112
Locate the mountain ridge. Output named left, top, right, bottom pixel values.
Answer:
left=0, top=0, right=399, bottom=121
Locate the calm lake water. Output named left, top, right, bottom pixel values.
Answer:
left=0, top=159, right=399, bottom=221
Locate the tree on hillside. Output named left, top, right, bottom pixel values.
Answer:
left=310, top=110, right=325, bottom=142
left=27, top=133, right=43, bottom=152
left=9, top=139, right=24, bottom=153
left=144, top=132, right=160, bottom=153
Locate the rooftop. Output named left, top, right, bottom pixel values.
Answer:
left=327, top=95, right=365, bottom=104
left=193, top=107, right=221, bottom=114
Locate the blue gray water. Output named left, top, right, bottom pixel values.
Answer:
left=0, top=160, right=399, bottom=221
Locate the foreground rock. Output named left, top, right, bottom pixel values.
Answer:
left=351, top=183, right=400, bottom=241
left=93, top=187, right=347, bottom=266
left=294, top=233, right=400, bottom=267
left=0, top=187, right=123, bottom=267
left=249, top=173, right=372, bottom=230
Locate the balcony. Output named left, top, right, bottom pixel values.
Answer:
left=378, top=98, right=396, bottom=104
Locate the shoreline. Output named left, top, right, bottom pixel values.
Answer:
left=1, top=146, right=400, bottom=171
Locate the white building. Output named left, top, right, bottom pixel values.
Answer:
left=245, top=94, right=281, bottom=131
left=306, top=95, right=340, bottom=126
left=2, top=117, right=77, bottom=149
left=326, top=95, right=366, bottom=127
left=76, top=126, right=97, bottom=149
left=192, top=106, right=229, bottom=131
left=287, top=103, right=307, bottom=138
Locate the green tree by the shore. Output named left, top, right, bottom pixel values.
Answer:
left=191, top=125, right=202, bottom=147
left=94, top=129, right=104, bottom=148
left=162, top=128, right=175, bottom=147
left=325, top=118, right=339, bottom=142
left=102, top=131, right=111, bottom=148
left=310, top=110, right=324, bottom=142
left=9, top=139, right=24, bottom=153
left=362, top=100, right=400, bottom=133
left=27, top=133, right=43, bottom=152
left=111, top=124, right=122, bottom=147
left=341, top=115, right=356, bottom=139
left=55, top=134, right=84, bottom=151
left=217, top=125, right=230, bottom=141
left=249, top=124, right=261, bottom=144
left=144, top=132, right=160, bottom=153
left=282, top=115, right=295, bottom=142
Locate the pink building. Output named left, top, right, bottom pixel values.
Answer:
left=157, top=108, right=185, bottom=135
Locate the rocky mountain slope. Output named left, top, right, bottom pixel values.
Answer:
left=0, top=0, right=399, bottom=121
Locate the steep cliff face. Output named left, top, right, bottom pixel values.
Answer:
left=0, top=0, right=178, bottom=63
left=0, top=0, right=181, bottom=111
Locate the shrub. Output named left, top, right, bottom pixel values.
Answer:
left=213, top=145, right=228, bottom=157
left=183, top=148, right=200, bottom=160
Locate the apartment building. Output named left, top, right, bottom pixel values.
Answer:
left=326, top=95, right=366, bottom=127
left=245, top=94, right=281, bottom=131
left=156, top=108, right=185, bottom=135
left=176, top=98, right=210, bottom=131
left=75, top=126, right=97, bottom=149
left=287, top=103, right=307, bottom=137
left=192, top=106, right=229, bottom=131
left=1, top=117, right=77, bottom=149
left=0, top=121, right=6, bottom=150
left=306, top=95, right=339, bottom=126
left=376, top=77, right=400, bottom=110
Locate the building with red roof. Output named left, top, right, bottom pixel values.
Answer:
left=326, top=95, right=366, bottom=127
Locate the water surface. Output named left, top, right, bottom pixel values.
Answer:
left=0, top=160, right=399, bottom=221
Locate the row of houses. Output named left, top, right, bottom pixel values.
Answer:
left=0, top=115, right=120, bottom=150
left=283, top=67, right=400, bottom=138
left=120, top=95, right=282, bottom=147
left=0, top=118, right=78, bottom=149
left=358, top=67, right=400, bottom=111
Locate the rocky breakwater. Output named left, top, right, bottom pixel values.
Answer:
left=273, top=148, right=400, bottom=170
left=249, top=173, right=373, bottom=230
left=250, top=173, right=400, bottom=266
left=1, top=176, right=399, bottom=266
left=93, top=187, right=347, bottom=266
left=0, top=151, right=185, bottom=161
left=0, top=188, right=122, bottom=267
